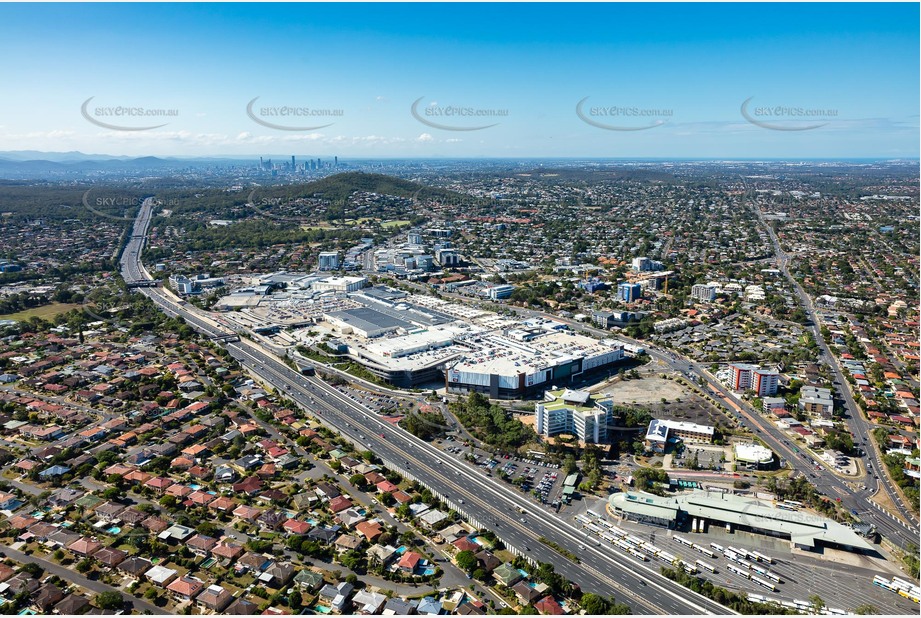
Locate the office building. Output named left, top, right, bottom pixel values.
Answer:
left=416, top=255, right=434, bottom=271
left=580, top=277, right=609, bottom=294
left=407, top=231, right=423, bottom=245
left=645, top=419, right=714, bottom=453
left=535, top=389, right=615, bottom=444
left=617, top=282, right=643, bottom=303
left=435, top=248, right=459, bottom=267
left=486, top=284, right=515, bottom=300
left=318, top=251, right=340, bottom=271
left=631, top=256, right=664, bottom=272
left=691, top=283, right=718, bottom=302
left=592, top=310, right=641, bottom=329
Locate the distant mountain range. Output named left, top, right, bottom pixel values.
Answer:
left=0, top=152, right=263, bottom=177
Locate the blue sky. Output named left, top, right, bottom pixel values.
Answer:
left=0, top=2, right=917, bottom=158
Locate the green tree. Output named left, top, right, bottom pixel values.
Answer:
left=809, top=595, right=824, bottom=614
left=455, top=550, right=478, bottom=573
left=562, top=455, right=578, bottom=477
left=196, top=521, right=220, bottom=537
left=94, top=592, right=124, bottom=610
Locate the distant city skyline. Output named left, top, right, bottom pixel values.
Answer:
left=1, top=2, right=917, bottom=158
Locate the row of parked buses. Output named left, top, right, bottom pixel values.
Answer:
left=746, top=595, right=847, bottom=615
left=725, top=547, right=783, bottom=583
left=575, top=513, right=697, bottom=573
left=673, top=534, right=716, bottom=558
left=727, top=564, right=778, bottom=592
left=873, top=575, right=921, bottom=604
left=725, top=544, right=775, bottom=564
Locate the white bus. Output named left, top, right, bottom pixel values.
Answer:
left=674, top=535, right=693, bottom=547
left=726, top=564, right=750, bottom=578
left=692, top=543, right=715, bottom=558
left=695, top=559, right=716, bottom=573
left=627, top=547, right=648, bottom=561
left=752, top=576, right=776, bottom=592
left=750, top=550, right=774, bottom=564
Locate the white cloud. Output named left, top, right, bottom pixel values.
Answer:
left=417, top=133, right=434, bottom=142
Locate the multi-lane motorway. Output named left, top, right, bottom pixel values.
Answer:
left=121, top=199, right=734, bottom=615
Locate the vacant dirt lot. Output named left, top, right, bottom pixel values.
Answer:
left=600, top=376, right=687, bottom=405
left=596, top=373, right=726, bottom=428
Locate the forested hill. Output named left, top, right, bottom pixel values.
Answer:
left=288, top=172, right=470, bottom=204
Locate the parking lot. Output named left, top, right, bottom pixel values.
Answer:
left=437, top=437, right=567, bottom=508
left=332, top=384, right=410, bottom=415
left=674, top=445, right=727, bottom=472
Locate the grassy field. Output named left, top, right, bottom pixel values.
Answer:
left=0, top=302, right=81, bottom=322
left=381, top=219, right=411, bottom=228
